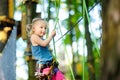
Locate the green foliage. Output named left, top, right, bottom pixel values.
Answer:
left=71, top=13, right=82, bottom=23
left=64, top=34, right=72, bottom=45
left=15, top=2, right=26, bottom=12
left=75, top=26, right=81, bottom=41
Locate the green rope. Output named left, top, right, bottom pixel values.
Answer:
left=58, top=21, right=75, bottom=80
left=82, top=0, right=86, bottom=80
left=83, top=0, right=100, bottom=57
left=52, top=0, right=60, bottom=60
left=52, top=0, right=75, bottom=79
left=82, top=0, right=100, bottom=79
left=54, top=0, right=60, bottom=20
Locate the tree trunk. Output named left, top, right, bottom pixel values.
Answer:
left=24, top=1, right=38, bottom=80
left=101, top=0, right=120, bottom=80
left=0, top=0, right=8, bottom=16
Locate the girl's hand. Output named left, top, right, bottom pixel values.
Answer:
left=51, top=30, right=56, bottom=37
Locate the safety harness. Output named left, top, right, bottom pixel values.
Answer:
left=35, top=59, right=59, bottom=80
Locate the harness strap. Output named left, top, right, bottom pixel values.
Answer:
left=35, top=60, right=58, bottom=79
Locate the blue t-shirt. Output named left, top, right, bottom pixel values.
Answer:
left=31, top=45, right=53, bottom=64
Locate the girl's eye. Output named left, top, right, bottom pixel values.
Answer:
left=40, top=26, right=43, bottom=28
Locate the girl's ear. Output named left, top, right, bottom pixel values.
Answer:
left=32, top=26, right=35, bottom=31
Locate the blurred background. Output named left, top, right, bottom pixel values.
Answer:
left=1, top=0, right=118, bottom=80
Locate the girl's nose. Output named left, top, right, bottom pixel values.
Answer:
left=43, top=29, right=46, bottom=32
left=42, top=29, right=46, bottom=33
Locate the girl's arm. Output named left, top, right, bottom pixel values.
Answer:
left=31, top=30, right=56, bottom=47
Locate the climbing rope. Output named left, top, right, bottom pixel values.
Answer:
left=82, top=0, right=101, bottom=79
left=82, top=0, right=86, bottom=79
left=55, top=1, right=100, bottom=43
left=83, top=0, right=100, bottom=57
left=52, top=0, right=75, bottom=79
left=52, top=0, right=60, bottom=60
left=58, top=21, right=75, bottom=80
left=48, top=1, right=100, bottom=80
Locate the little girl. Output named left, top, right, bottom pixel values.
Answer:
left=26, top=18, right=65, bottom=80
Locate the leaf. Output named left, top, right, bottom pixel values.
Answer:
left=64, top=34, right=72, bottom=45
left=75, top=26, right=81, bottom=41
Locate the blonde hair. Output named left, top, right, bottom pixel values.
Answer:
left=26, top=18, right=47, bottom=36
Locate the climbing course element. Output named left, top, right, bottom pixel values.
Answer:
left=0, top=26, right=17, bottom=80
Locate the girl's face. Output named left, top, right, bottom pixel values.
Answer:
left=33, top=20, right=47, bottom=37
